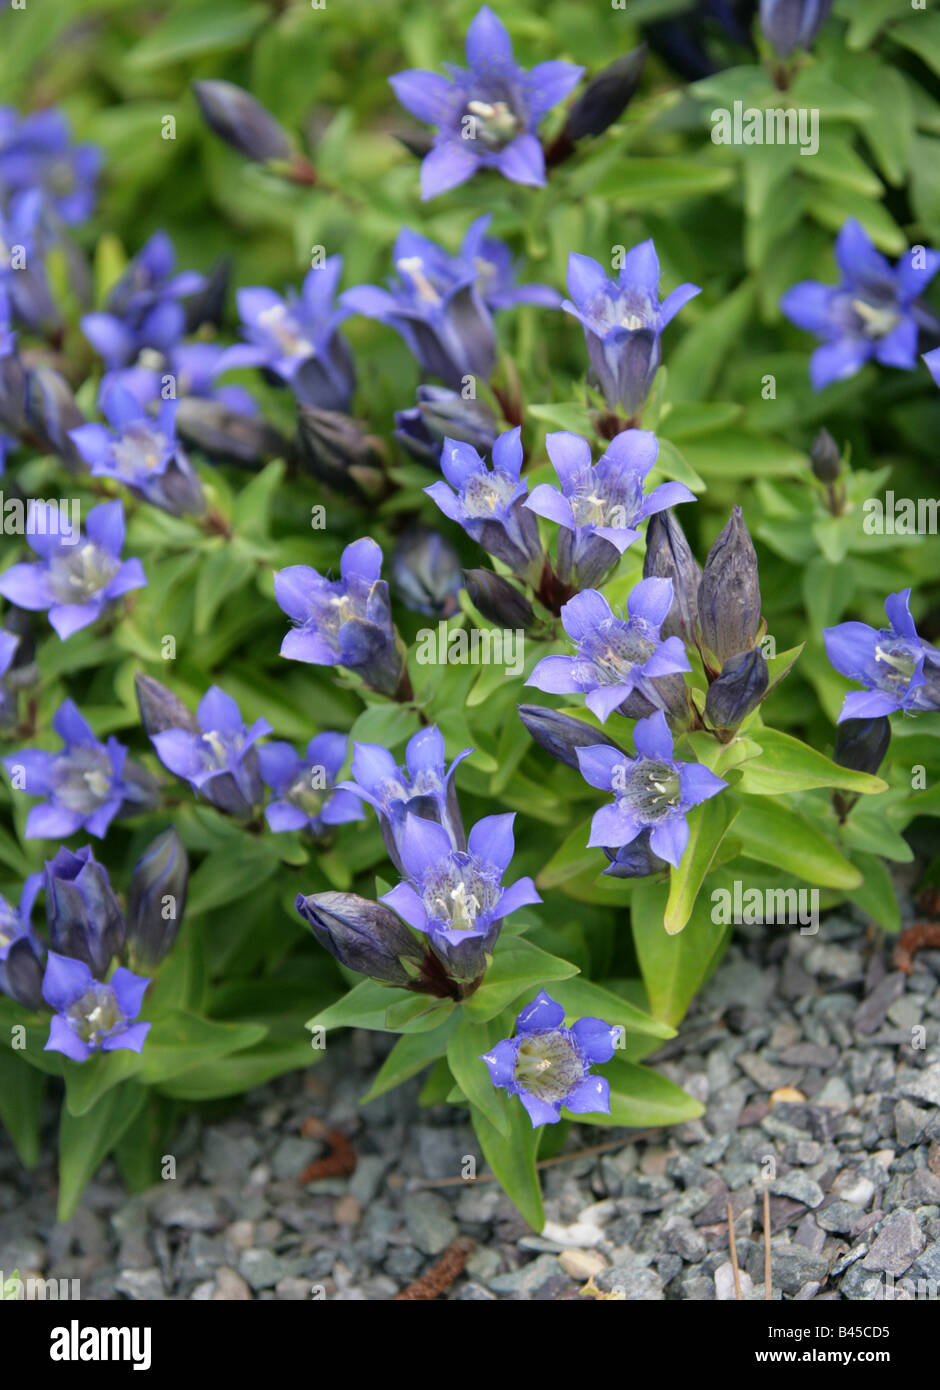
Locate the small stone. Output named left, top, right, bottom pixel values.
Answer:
left=737, top=1053, right=796, bottom=1091
left=597, top=1264, right=664, bottom=1300
left=271, top=1137, right=321, bottom=1182
left=114, top=1267, right=165, bottom=1300
left=898, top=1063, right=940, bottom=1108
left=817, top=1201, right=863, bottom=1234
left=769, top=1245, right=829, bottom=1292
left=226, top=1220, right=255, bottom=1251
left=906, top=1170, right=940, bottom=1204
left=154, top=1192, right=227, bottom=1233
left=401, top=1193, right=457, bottom=1256
left=770, top=1085, right=806, bottom=1106
left=559, top=1249, right=607, bottom=1280
left=715, top=1261, right=753, bottom=1300
left=895, top=1100, right=930, bottom=1149
left=348, top=1155, right=388, bottom=1206
left=238, top=1249, right=288, bottom=1291
left=452, top=1281, right=497, bottom=1301
left=541, top=1219, right=604, bottom=1249
left=862, top=1210, right=925, bottom=1277
left=488, top=1254, right=564, bottom=1297
left=201, top=1129, right=262, bottom=1184
left=769, top=1173, right=825, bottom=1209
left=805, top=944, right=860, bottom=981
left=334, top=1195, right=362, bottom=1226
left=661, top=1214, right=707, bottom=1263
left=275, top=1277, right=315, bottom=1300
left=815, top=1077, right=852, bottom=1110
left=213, top=1267, right=253, bottom=1301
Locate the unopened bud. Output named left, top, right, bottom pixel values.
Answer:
left=704, top=647, right=769, bottom=736
left=833, top=716, right=891, bottom=778
left=295, top=891, right=425, bottom=986
left=697, top=506, right=763, bottom=667
left=464, top=569, right=535, bottom=630
left=810, top=427, right=841, bottom=483
left=563, top=46, right=647, bottom=142
left=517, top=704, right=622, bottom=771
left=643, top=508, right=701, bottom=644
left=127, top=828, right=189, bottom=969
left=192, top=80, right=293, bottom=164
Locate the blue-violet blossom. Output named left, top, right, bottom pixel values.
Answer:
left=425, top=426, right=542, bottom=576
left=258, top=731, right=364, bottom=836
left=42, top=952, right=150, bottom=1062
left=824, top=589, right=940, bottom=721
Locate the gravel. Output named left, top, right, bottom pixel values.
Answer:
left=1, top=907, right=939, bottom=1300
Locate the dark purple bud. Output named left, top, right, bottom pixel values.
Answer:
left=704, top=647, right=769, bottom=735
left=184, top=257, right=231, bottom=333
left=697, top=506, right=763, bottom=667
left=643, top=508, right=701, bottom=644
left=394, top=385, right=498, bottom=470
left=391, top=527, right=462, bottom=618
left=295, top=891, right=426, bottom=986
left=833, top=717, right=891, bottom=778
left=116, top=759, right=162, bottom=819
left=135, top=672, right=199, bottom=738
left=621, top=673, right=693, bottom=732
left=517, top=704, right=623, bottom=771
left=760, top=0, right=833, bottom=60
left=563, top=45, right=647, bottom=142
left=464, top=569, right=535, bottom=630
left=810, top=427, right=841, bottom=483
left=0, top=347, right=28, bottom=435
left=295, top=405, right=387, bottom=499
left=602, top=830, right=668, bottom=879
left=175, top=396, right=289, bottom=469
left=25, top=365, right=86, bottom=470
left=127, top=828, right=189, bottom=970
left=192, top=80, right=293, bottom=164
left=1, top=937, right=44, bottom=1010
left=45, top=846, right=126, bottom=979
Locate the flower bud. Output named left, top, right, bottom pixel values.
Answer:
left=116, top=759, right=162, bottom=819
left=394, top=385, right=498, bottom=470
left=517, top=704, right=623, bottom=771
left=295, top=891, right=426, bottom=986
left=602, top=830, right=668, bottom=879
left=25, top=365, right=86, bottom=471
left=185, top=257, right=231, bottom=334
left=192, top=80, right=293, bottom=164
left=697, top=506, right=763, bottom=667
left=391, top=527, right=462, bottom=618
left=126, top=828, right=189, bottom=970
left=175, top=397, right=289, bottom=469
left=810, top=427, right=841, bottom=483
left=295, top=405, right=387, bottom=499
left=135, top=672, right=199, bottom=738
left=643, top=508, right=701, bottom=644
left=760, top=0, right=833, bottom=60
left=45, top=846, right=125, bottom=979
left=563, top=46, right=647, bottom=142
left=464, top=569, right=535, bottom=630
left=704, top=647, right=769, bottom=736
left=0, top=937, right=44, bottom=1010
left=833, top=717, right=891, bottom=778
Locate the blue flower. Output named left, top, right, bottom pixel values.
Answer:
left=562, top=239, right=700, bottom=418
left=0, top=873, right=43, bottom=1008
left=394, top=384, right=499, bottom=470
left=576, top=710, right=727, bottom=869
left=381, top=811, right=541, bottom=983
left=924, top=347, right=940, bottom=387
left=526, top=428, right=696, bottom=588
left=81, top=231, right=206, bottom=370
left=3, top=698, right=132, bottom=840
left=258, top=731, right=364, bottom=836
left=216, top=257, right=355, bottom=412
left=480, top=989, right=621, bottom=1127
left=42, top=952, right=150, bottom=1062
left=527, top=580, right=691, bottom=722
left=0, top=189, right=57, bottom=332
left=390, top=6, right=584, bottom=199
left=0, top=106, right=101, bottom=226
left=760, top=0, right=832, bottom=60
left=69, top=384, right=205, bottom=517
left=150, top=686, right=272, bottom=818
left=425, top=426, right=543, bottom=576
left=824, top=589, right=940, bottom=721
left=339, top=725, right=471, bottom=872
left=274, top=538, right=404, bottom=697
left=0, top=499, right=146, bottom=640
left=342, top=215, right=558, bottom=389
left=781, top=220, right=940, bottom=389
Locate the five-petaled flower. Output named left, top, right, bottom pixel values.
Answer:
left=42, top=951, right=150, bottom=1062
left=0, top=499, right=146, bottom=640
left=525, top=428, right=695, bottom=588
left=4, top=698, right=132, bottom=840
left=258, top=731, right=364, bottom=836
left=527, top=580, right=691, bottom=722
left=824, top=589, right=940, bottom=721
left=81, top=230, right=205, bottom=370
left=576, top=710, right=727, bottom=869
left=425, top=426, right=542, bottom=576
left=480, top=988, right=621, bottom=1126
left=780, top=220, right=940, bottom=390
left=562, top=239, right=700, bottom=419
left=0, top=106, right=100, bottom=226
left=390, top=6, right=584, bottom=199
left=150, top=685, right=272, bottom=819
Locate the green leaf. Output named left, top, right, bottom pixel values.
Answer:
left=447, top=1014, right=511, bottom=1137
left=590, top=157, right=735, bottom=204
left=681, top=430, right=807, bottom=481
left=186, top=843, right=279, bottom=916
left=667, top=279, right=757, bottom=403
left=126, top=1, right=268, bottom=69
left=463, top=939, right=579, bottom=1023
left=632, top=880, right=732, bottom=1027
left=471, top=1098, right=543, bottom=1231
left=536, top=816, right=599, bottom=889
left=664, top=795, right=739, bottom=935
left=735, top=798, right=863, bottom=888
left=139, top=1011, right=267, bottom=1085
left=736, top=727, right=888, bottom=797
left=546, top=977, right=674, bottom=1042
left=307, top=978, right=399, bottom=1034
left=845, top=851, right=900, bottom=933
left=0, top=1051, right=45, bottom=1168
left=802, top=554, right=855, bottom=632
left=384, top=994, right=455, bottom=1034
left=573, top=1057, right=704, bottom=1127
left=360, top=1022, right=456, bottom=1103
left=58, top=1082, right=147, bottom=1221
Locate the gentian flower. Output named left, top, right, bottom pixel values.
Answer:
left=69, top=384, right=205, bottom=517
left=42, top=952, right=150, bottom=1062
left=394, top=384, right=499, bottom=470
left=0, top=874, right=43, bottom=1009
left=192, top=80, right=293, bottom=165
left=527, top=580, right=691, bottom=722
left=274, top=537, right=404, bottom=697
left=390, top=6, right=584, bottom=199
left=0, top=499, right=146, bottom=640
left=562, top=239, right=700, bottom=418
left=258, top=731, right=364, bottom=836
left=44, top=845, right=126, bottom=978
left=0, top=189, right=57, bottom=331
left=696, top=506, right=763, bottom=669
left=381, top=812, right=541, bottom=983
left=126, top=827, right=189, bottom=970
left=480, top=989, right=621, bottom=1127
left=342, top=216, right=556, bottom=389
left=824, top=589, right=940, bottom=721
left=425, top=426, right=543, bottom=576
left=81, top=231, right=206, bottom=370
left=339, top=726, right=470, bottom=872
left=577, top=710, right=727, bottom=868
left=780, top=220, right=940, bottom=389
left=295, top=891, right=428, bottom=987
left=525, top=428, right=695, bottom=588
left=216, top=257, right=355, bottom=412
left=0, top=107, right=100, bottom=225
left=760, top=0, right=832, bottom=60
left=150, top=685, right=272, bottom=819
left=924, top=347, right=940, bottom=387
left=3, top=698, right=132, bottom=840
left=642, top=508, right=702, bottom=645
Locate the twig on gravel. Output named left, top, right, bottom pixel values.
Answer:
left=727, top=1200, right=743, bottom=1301
left=298, top=1117, right=357, bottom=1183
left=763, top=1187, right=772, bottom=1300
left=392, top=1238, right=476, bottom=1300
left=398, top=1128, right=667, bottom=1189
